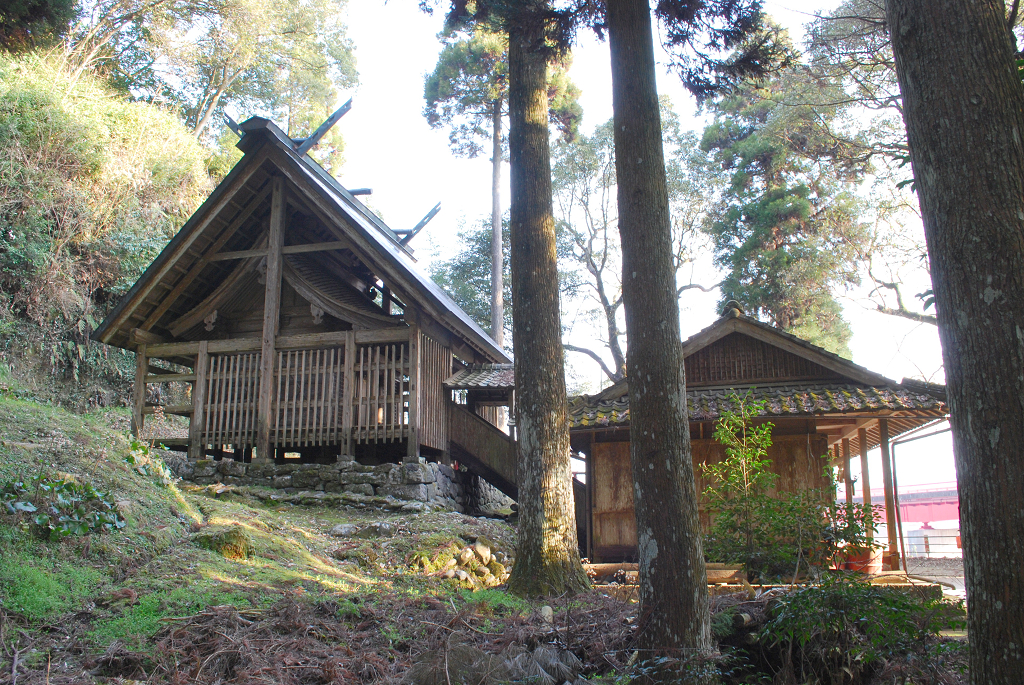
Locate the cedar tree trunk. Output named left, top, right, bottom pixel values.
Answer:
left=491, top=98, right=505, bottom=347
left=886, top=0, right=1024, bottom=681
left=505, top=6, right=589, bottom=597
left=607, top=0, right=713, bottom=666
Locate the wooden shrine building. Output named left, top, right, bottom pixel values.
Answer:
left=568, top=306, right=949, bottom=569
left=92, top=115, right=515, bottom=476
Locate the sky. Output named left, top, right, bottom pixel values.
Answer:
left=313, top=0, right=957, bottom=493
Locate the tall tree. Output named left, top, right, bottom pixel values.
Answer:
left=157, top=0, right=357, bottom=144
left=700, top=57, right=872, bottom=357
left=606, top=0, right=714, bottom=667
left=424, top=28, right=580, bottom=346
left=503, top=0, right=589, bottom=596
left=432, top=0, right=589, bottom=596
left=885, top=0, right=1024, bottom=682
left=552, top=102, right=713, bottom=383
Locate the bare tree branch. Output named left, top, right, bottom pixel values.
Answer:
left=875, top=305, right=937, bottom=325
left=563, top=344, right=622, bottom=382
left=677, top=281, right=720, bottom=295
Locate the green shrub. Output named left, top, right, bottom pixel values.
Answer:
left=1, top=473, right=126, bottom=539
left=757, top=576, right=966, bottom=684
left=702, top=392, right=879, bottom=579
left=0, top=52, right=210, bottom=388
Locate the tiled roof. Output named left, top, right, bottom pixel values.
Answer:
left=444, top=364, right=516, bottom=389
left=568, top=382, right=947, bottom=428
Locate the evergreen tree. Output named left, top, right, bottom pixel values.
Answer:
left=437, top=0, right=590, bottom=597
left=423, top=27, right=580, bottom=346
left=700, top=56, right=872, bottom=357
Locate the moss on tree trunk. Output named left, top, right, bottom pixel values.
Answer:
left=504, top=1, right=589, bottom=598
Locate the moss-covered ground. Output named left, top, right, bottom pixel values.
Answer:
left=0, top=391, right=541, bottom=682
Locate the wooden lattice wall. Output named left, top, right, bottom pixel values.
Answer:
left=419, top=335, right=452, bottom=451
left=685, top=333, right=844, bottom=386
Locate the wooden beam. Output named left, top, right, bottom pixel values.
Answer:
left=188, top=341, right=209, bottom=459
left=406, top=325, right=420, bottom=460
left=842, top=437, right=853, bottom=504
left=342, top=330, right=355, bottom=455
left=257, top=177, right=286, bottom=461
left=146, top=329, right=414, bottom=359
left=859, top=426, right=873, bottom=542
left=879, top=419, right=899, bottom=569
left=131, top=344, right=147, bottom=438
left=207, top=247, right=268, bottom=262
left=130, top=328, right=168, bottom=347
left=145, top=373, right=196, bottom=383
left=108, top=151, right=269, bottom=337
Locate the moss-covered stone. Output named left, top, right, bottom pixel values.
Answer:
left=191, top=525, right=255, bottom=560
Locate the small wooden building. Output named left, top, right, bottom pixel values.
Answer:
left=568, top=307, right=949, bottom=569
left=92, top=117, right=514, bottom=475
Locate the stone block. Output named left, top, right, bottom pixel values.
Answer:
left=439, top=463, right=456, bottom=481
left=272, top=475, right=292, bottom=488
left=343, top=483, right=374, bottom=496
left=403, top=463, right=436, bottom=485
left=290, top=470, right=321, bottom=489
left=193, top=461, right=217, bottom=478
left=330, top=523, right=360, bottom=537
left=324, top=482, right=342, bottom=493
left=386, top=484, right=429, bottom=501
left=339, top=471, right=385, bottom=486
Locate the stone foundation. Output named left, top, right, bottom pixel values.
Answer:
left=168, top=453, right=513, bottom=514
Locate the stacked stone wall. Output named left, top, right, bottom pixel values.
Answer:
left=169, top=454, right=513, bottom=514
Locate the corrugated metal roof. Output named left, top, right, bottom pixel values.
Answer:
left=444, top=364, right=515, bottom=389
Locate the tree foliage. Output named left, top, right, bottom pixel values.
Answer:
left=0, top=0, right=76, bottom=51
left=0, top=52, right=210, bottom=383
left=155, top=0, right=358, bottom=147
left=700, top=37, right=872, bottom=356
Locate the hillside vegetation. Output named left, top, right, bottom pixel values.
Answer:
left=0, top=53, right=211, bottom=406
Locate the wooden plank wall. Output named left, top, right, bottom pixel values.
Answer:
left=353, top=342, right=409, bottom=444
left=202, top=351, right=261, bottom=449
left=589, top=434, right=831, bottom=560
left=419, top=334, right=452, bottom=451
left=272, top=347, right=344, bottom=448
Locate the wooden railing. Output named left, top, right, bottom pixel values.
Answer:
left=203, top=351, right=261, bottom=450
left=272, top=347, right=345, bottom=449
left=352, top=342, right=410, bottom=444
left=135, top=329, right=453, bottom=458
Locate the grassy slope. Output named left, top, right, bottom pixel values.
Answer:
left=0, top=389, right=523, bottom=680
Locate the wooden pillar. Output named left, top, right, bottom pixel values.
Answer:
left=188, top=341, right=210, bottom=459
left=584, top=436, right=594, bottom=562
left=405, top=324, right=421, bottom=462
left=842, top=437, right=854, bottom=504
left=858, top=427, right=873, bottom=541
left=131, top=344, right=147, bottom=438
left=341, top=330, right=355, bottom=456
left=256, top=177, right=286, bottom=462
left=879, top=418, right=900, bottom=570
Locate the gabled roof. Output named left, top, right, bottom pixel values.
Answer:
left=92, top=118, right=509, bottom=363
left=588, top=308, right=895, bottom=403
